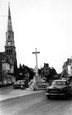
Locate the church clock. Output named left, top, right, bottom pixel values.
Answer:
left=8, top=41, right=11, bottom=46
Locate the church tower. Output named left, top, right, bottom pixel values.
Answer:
left=5, top=3, right=17, bottom=66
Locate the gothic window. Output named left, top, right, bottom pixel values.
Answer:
left=46, top=72, right=48, bottom=75
left=7, top=50, right=9, bottom=55
left=43, top=71, right=45, bottom=75
left=10, top=50, right=11, bottom=55
left=11, top=50, right=12, bottom=55
left=6, top=50, right=8, bottom=54
left=10, top=64, right=12, bottom=69
left=9, top=50, right=11, bottom=55
left=9, top=50, right=10, bottom=55
left=8, top=35, right=10, bottom=39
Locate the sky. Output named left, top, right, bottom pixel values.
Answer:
left=0, top=0, right=72, bottom=73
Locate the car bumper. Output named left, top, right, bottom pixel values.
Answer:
left=13, top=85, right=21, bottom=88
left=46, top=92, right=65, bottom=96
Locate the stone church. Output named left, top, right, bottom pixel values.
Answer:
left=0, top=4, right=17, bottom=83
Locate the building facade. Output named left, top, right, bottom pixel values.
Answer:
left=41, top=63, right=50, bottom=77
left=62, top=57, right=72, bottom=76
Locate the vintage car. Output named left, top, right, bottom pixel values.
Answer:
left=46, top=79, right=72, bottom=99
left=13, top=80, right=24, bottom=89
left=20, top=79, right=29, bottom=90
left=13, top=80, right=28, bottom=89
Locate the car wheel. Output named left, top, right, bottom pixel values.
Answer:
left=47, top=95, right=50, bottom=99
left=21, top=87, right=25, bottom=90
left=70, top=91, right=72, bottom=95
left=63, top=94, right=67, bottom=99
left=33, top=88, right=36, bottom=91
left=13, top=87, right=15, bottom=89
left=71, top=90, right=72, bottom=95
left=67, top=92, right=72, bottom=97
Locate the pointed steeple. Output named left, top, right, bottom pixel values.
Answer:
left=8, top=3, right=11, bottom=19
left=5, top=3, right=15, bottom=47
left=8, top=2, right=13, bottom=31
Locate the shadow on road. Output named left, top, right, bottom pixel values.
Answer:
left=46, top=95, right=72, bottom=101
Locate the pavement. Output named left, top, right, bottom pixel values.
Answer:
left=0, top=88, right=44, bottom=101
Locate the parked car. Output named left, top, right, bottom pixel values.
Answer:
left=13, top=80, right=24, bottom=89
left=20, top=79, right=29, bottom=90
left=46, top=79, right=72, bottom=99
left=13, top=80, right=29, bottom=89
left=0, top=82, right=4, bottom=87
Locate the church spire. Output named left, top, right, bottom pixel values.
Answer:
left=5, top=3, right=15, bottom=47
left=8, top=2, right=13, bottom=31
left=4, top=3, right=17, bottom=78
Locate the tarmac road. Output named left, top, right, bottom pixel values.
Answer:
left=0, top=85, right=72, bottom=115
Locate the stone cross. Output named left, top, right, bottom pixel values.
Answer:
left=32, top=48, right=40, bottom=76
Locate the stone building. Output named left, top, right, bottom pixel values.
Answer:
left=41, top=63, right=50, bottom=77
left=62, top=57, right=72, bottom=76
left=0, top=4, right=17, bottom=83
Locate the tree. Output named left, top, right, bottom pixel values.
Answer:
left=45, top=67, right=57, bottom=82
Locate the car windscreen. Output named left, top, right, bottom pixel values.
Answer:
left=52, top=81, right=66, bottom=85
left=16, top=80, right=24, bottom=84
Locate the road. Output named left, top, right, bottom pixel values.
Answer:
left=0, top=86, right=72, bottom=115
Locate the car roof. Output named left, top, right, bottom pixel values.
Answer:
left=53, top=79, right=67, bottom=82
left=16, top=80, right=24, bottom=82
